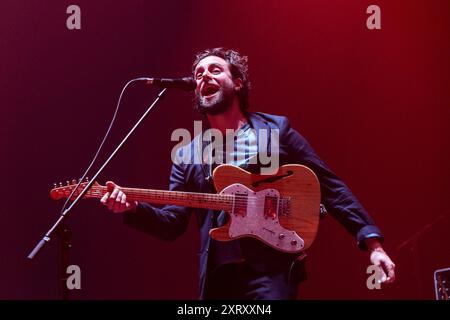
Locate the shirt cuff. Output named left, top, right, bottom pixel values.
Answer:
left=356, top=225, right=383, bottom=250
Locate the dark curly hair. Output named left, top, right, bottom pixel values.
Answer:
left=192, top=47, right=251, bottom=111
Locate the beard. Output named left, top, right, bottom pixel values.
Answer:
left=195, top=85, right=235, bottom=116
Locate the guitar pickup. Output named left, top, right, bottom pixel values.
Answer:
left=264, top=196, right=279, bottom=219
left=233, top=192, right=248, bottom=217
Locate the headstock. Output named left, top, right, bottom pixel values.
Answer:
left=50, top=178, right=102, bottom=200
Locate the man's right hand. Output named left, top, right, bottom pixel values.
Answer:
left=100, top=181, right=138, bottom=213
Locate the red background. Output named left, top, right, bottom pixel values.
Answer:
left=1, top=0, right=449, bottom=299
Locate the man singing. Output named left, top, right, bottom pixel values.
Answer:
left=101, top=47, right=396, bottom=300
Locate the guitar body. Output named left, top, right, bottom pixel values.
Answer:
left=209, top=164, right=321, bottom=253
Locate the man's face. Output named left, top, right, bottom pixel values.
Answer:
left=193, top=55, right=237, bottom=115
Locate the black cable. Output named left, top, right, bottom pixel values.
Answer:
left=59, top=77, right=150, bottom=214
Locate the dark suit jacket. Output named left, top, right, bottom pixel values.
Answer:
left=124, top=112, right=382, bottom=298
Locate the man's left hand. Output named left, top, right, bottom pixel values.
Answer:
left=365, top=238, right=396, bottom=284
left=370, top=248, right=396, bottom=284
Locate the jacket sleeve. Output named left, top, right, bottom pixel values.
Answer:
left=280, top=118, right=383, bottom=250
left=123, top=162, right=192, bottom=241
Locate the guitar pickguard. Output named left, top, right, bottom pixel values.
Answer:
left=220, top=184, right=305, bottom=253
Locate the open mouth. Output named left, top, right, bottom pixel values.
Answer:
left=201, top=84, right=220, bottom=98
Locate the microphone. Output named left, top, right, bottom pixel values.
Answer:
left=143, top=77, right=197, bottom=91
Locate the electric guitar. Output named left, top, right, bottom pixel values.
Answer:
left=50, top=164, right=321, bottom=253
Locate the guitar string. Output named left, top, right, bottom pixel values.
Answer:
left=100, top=188, right=287, bottom=200
left=62, top=188, right=291, bottom=214
left=61, top=187, right=292, bottom=211
left=92, top=188, right=290, bottom=206
left=66, top=187, right=291, bottom=205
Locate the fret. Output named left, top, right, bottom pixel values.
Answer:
left=85, top=186, right=232, bottom=211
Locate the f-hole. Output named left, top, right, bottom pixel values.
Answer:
left=252, top=170, right=293, bottom=187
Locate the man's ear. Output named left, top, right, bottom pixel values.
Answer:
left=234, top=78, right=243, bottom=91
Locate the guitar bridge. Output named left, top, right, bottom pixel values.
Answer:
left=278, top=197, right=291, bottom=216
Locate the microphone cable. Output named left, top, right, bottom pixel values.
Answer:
left=59, top=77, right=150, bottom=215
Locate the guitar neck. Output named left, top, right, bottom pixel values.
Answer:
left=86, top=186, right=233, bottom=211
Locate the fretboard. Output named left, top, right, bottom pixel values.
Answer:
left=86, top=186, right=233, bottom=211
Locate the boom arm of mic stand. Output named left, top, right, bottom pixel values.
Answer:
left=395, top=214, right=446, bottom=252
left=27, top=88, right=168, bottom=259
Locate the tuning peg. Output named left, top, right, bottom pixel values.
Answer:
left=59, top=182, right=63, bottom=187
left=53, top=183, right=57, bottom=188
left=85, top=177, right=89, bottom=182
left=71, top=179, right=77, bottom=184
left=66, top=181, right=70, bottom=185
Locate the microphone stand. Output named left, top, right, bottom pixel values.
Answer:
left=57, top=222, right=71, bottom=300
left=27, top=88, right=168, bottom=299
left=396, top=214, right=446, bottom=298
